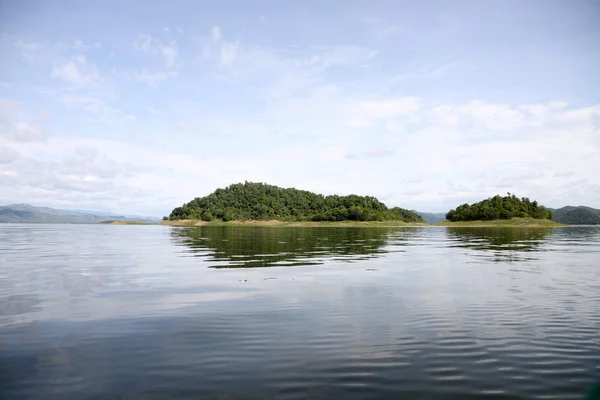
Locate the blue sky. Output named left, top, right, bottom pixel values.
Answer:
left=0, top=0, right=599, bottom=216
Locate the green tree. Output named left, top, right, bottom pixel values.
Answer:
left=168, top=181, right=425, bottom=223
left=446, top=194, right=552, bottom=221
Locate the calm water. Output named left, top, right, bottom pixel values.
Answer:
left=1, top=224, right=599, bottom=399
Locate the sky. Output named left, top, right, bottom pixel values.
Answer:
left=0, top=0, right=599, bottom=217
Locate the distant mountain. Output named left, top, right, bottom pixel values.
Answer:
left=70, top=208, right=161, bottom=219
left=0, top=204, right=158, bottom=224
left=415, top=212, right=447, bottom=224
left=549, top=206, right=600, bottom=225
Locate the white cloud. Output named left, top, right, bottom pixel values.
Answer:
left=0, top=100, right=48, bottom=142
left=130, top=69, right=174, bottom=86
left=357, top=98, right=420, bottom=119
left=429, top=101, right=600, bottom=139
left=146, top=107, right=165, bottom=117
left=133, top=34, right=178, bottom=68
left=265, top=87, right=420, bottom=137
left=60, top=96, right=133, bottom=123
left=0, top=146, right=20, bottom=163
left=133, top=34, right=153, bottom=54
left=376, top=25, right=400, bottom=39
left=391, top=61, right=460, bottom=83
left=12, top=38, right=108, bottom=109
left=160, top=44, right=177, bottom=68
left=211, top=26, right=221, bottom=41
left=453, top=100, right=527, bottom=131
left=51, top=55, right=100, bottom=87
left=0, top=136, right=164, bottom=214
left=318, top=45, right=378, bottom=67
left=220, top=41, right=238, bottom=65
left=362, top=149, right=396, bottom=158
left=2, top=96, right=599, bottom=215
left=14, top=40, right=42, bottom=64
left=69, top=39, right=100, bottom=52
left=12, top=122, right=46, bottom=142
left=201, top=26, right=238, bottom=65
left=382, top=100, right=600, bottom=210
left=200, top=28, right=374, bottom=71
left=126, top=34, right=180, bottom=86
left=385, top=119, right=405, bottom=134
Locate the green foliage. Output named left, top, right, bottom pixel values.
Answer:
left=445, top=194, right=552, bottom=222
left=550, top=206, right=600, bottom=225
left=169, top=182, right=425, bottom=223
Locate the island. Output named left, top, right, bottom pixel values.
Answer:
left=441, top=194, right=563, bottom=227
left=164, top=181, right=425, bottom=225
left=99, top=220, right=148, bottom=225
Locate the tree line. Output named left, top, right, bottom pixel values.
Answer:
left=169, top=182, right=424, bottom=222
left=445, top=194, right=552, bottom=221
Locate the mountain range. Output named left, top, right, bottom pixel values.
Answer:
left=549, top=206, right=600, bottom=225
left=2, top=204, right=598, bottom=225
left=414, top=212, right=447, bottom=225
left=0, top=204, right=158, bottom=224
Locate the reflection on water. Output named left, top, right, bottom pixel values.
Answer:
left=447, top=227, right=552, bottom=251
left=172, top=226, right=399, bottom=268
left=447, top=228, right=552, bottom=263
left=1, top=224, right=599, bottom=400
left=173, top=226, right=561, bottom=267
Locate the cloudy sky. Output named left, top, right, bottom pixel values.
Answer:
left=0, top=0, right=599, bottom=216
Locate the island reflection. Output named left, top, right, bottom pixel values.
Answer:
left=446, top=227, right=552, bottom=250
left=171, top=226, right=400, bottom=268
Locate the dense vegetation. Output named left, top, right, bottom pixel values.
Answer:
left=169, top=182, right=424, bottom=223
left=550, top=206, right=600, bottom=225
left=445, top=194, right=552, bottom=222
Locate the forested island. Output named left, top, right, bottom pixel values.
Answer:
left=445, top=194, right=553, bottom=222
left=168, top=182, right=424, bottom=223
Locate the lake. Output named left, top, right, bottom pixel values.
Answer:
left=1, top=224, right=599, bottom=399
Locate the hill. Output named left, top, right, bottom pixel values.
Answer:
left=416, top=212, right=447, bottom=224
left=169, top=182, right=424, bottom=223
left=0, top=204, right=157, bottom=224
left=445, top=194, right=552, bottom=221
left=549, top=206, right=600, bottom=225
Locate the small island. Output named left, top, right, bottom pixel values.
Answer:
left=100, top=220, right=148, bottom=225
left=158, top=184, right=568, bottom=227
left=164, top=182, right=425, bottom=225
left=440, top=194, right=563, bottom=227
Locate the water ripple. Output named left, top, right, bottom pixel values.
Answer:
left=0, top=224, right=599, bottom=399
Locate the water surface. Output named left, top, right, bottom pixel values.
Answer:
left=1, top=224, right=599, bottom=399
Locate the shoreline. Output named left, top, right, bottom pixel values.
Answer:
left=158, top=218, right=564, bottom=228
left=435, top=218, right=564, bottom=227
left=159, top=219, right=425, bottom=227
left=100, top=220, right=148, bottom=225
